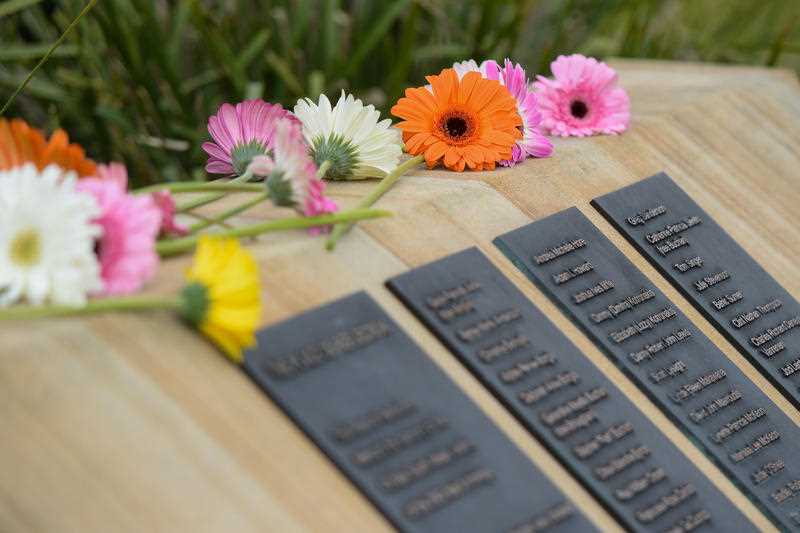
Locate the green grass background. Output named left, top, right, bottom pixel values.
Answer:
left=1, top=0, right=797, bottom=185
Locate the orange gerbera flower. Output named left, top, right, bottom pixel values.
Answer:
left=391, top=68, right=522, bottom=171
left=0, top=118, right=97, bottom=177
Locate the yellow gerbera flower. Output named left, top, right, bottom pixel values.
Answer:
left=181, top=236, right=261, bottom=362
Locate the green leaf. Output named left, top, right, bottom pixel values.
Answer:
left=0, top=0, right=42, bottom=18
left=0, top=44, right=79, bottom=60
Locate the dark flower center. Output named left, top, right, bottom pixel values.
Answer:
left=437, top=110, right=477, bottom=145
left=445, top=116, right=468, bottom=138
left=570, top=100, right=589, bottom=119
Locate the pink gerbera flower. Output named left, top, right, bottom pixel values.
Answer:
left=202, top=99, right=298, bottom=176
left=151, top=191, right=189, bottom=236
left=533, top=54, right=630, bottom=137
left=77, top=164, right=162, bottom=295
left=247, top=119, right=338, bottom=233
left=452, top=58, right=553, bottom=166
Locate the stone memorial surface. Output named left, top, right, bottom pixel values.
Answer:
left=592, top=172, right=800, bottom=412
left=244, top=291, right=595, bottom=533
left=495, top=208, right=800, bottom=532
left=387, top=247, right=754, bottom=533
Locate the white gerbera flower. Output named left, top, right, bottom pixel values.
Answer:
left=0, top=163, right=102, bottom=306
left=293, top=91, right=403, bottom=180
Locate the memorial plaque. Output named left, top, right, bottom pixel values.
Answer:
left=592, top=172, right=800, bottom=412
left=244, top=292, right=596, bottom=533
left=387, top=247, right=754, bottom=533
left=494, top=208, right=800, bottom=532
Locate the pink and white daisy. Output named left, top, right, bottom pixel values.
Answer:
left=202, top=99, right=299, bottom=176
left=452, top=58, right=553, bottom=166
left=151, top=191, right=189, bottom=236
left=247, top=119, right=338, bottom=232
left=533, top=54, right=630, bottom=137
left=77, top=163, right=162, bottom=295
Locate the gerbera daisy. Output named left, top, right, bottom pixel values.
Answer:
left=182, top=236, right=261, bottom=363
left=0, top=163, right=101, bottom=306
left=77, top=164, right=162, bottom=296
left=293, top=91, right=402, bottom=180
left=391, top=68, right=522, bottom=171
left=202, top=99, right=297, bottom=176
left=452, top=58, right=553, bottom=166
left=0, top=118, right=97, bottom=177
left=533, top=54, right=630, bottom=137
left=152, top=190, right=189, bottom=236
left=248, top=119, right=338, bottom=233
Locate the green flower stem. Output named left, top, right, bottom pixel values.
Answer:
left=325, top=154, right=424, bottom=251
left=189, top=192, right=270, bottom=233
left=156, top=208, right=392, bottom=257
left=316, top=159, right=332, bottom=179
left=0, top=296, right=181, bottom=321
left=135, top=182, right=264, bottom=194
left=1, top=0, right=100, bottom=116
left=174, top=170, right=254, bottom=212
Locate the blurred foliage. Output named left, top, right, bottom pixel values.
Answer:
left=1, top=0, right=798, bottom=185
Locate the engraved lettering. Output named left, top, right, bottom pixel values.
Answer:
left=750, top=316, right=800, bottom=347
left=664, top=509, right=712, bottom=533
left=771, top=479, right=800, bottom=504
left=540, top=388, right=609, bottom=426
left=553, top=411, right=598, bottom=439
left=615, top=467, right=667, bottom=501
left=266, top=320, right=392, bottom=378
left=688, top=389, right=742, bottom=424
left=752, top=460, right=785, bottom=485
left=670, top=369, right=726, bottom=403
left=711, top=408, right=766, bottom=443
left=437, top=299, right=476, bottom=322
left=534, top=239, right=587, bottom=265
left=594, top=445, right=651, bottom=481
left=332, top=401, right=417, bottom=443
left=781, top=357, right=800, bottom=377
left=381, top=439, right=475, bottom=491
left=403, top=468, right=495, bottom=520
left=426, top=280, right=481, bottom=309
left=352, top=418, right=448, bottom=467
left=673, top=255, right=704, bottom=273
left=761, top=341, right=785, bottom=358
left=712, top=290, right=743, bottom=310
left=553, top=261, right=594, bottom=285
left=518, top=371, right=581, bottom=405
left=609, top=307, right=677, bottom=344
left=590, top=287, right=656, bottom=324
left=649, top=360, right=687, bottom=384
left=729, top=431, right=781, bottom=463
left=629, top=328, right=692, bottom=364
left=457, top=308, right=523, bottom=343
left=656, top=236, right=689, bottom=256
left=645, top=216, right=702, bottom=244
left=574, top=422, right=635, bottom=460
left=731, top=299, right=783, bottom=329
left=635, top=484, right=697, bottom=523
left=626, top=205, right=667, bottom=226
left=478, top=334, right=531, bottom=364
left=694, top=270, right=730, bottom=292
left=499, top=352, right=556, bottom=383
left=572, top=279, right=615, bottom=304
left=508, top=502, right=575, bottom=533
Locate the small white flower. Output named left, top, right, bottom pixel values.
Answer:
left=293, top=91, right=402, bottom=180
left=0, top=163, right=102, bottom=306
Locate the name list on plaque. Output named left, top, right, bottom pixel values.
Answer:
left=387, top=247, right=753, bottom=533
left=494, top=208, right=800, bottom=532
left=592, top=172, right=800, bottom=412
left=244, top=291, right=595, bottom=533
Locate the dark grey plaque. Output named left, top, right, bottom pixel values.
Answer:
left=494, top=208, right=800, bottom=532
left=244, top=292, right=596, bottom=533
left=387, top=247, right=755, bottom=533
left=592, top=172, right=800, bottom=412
